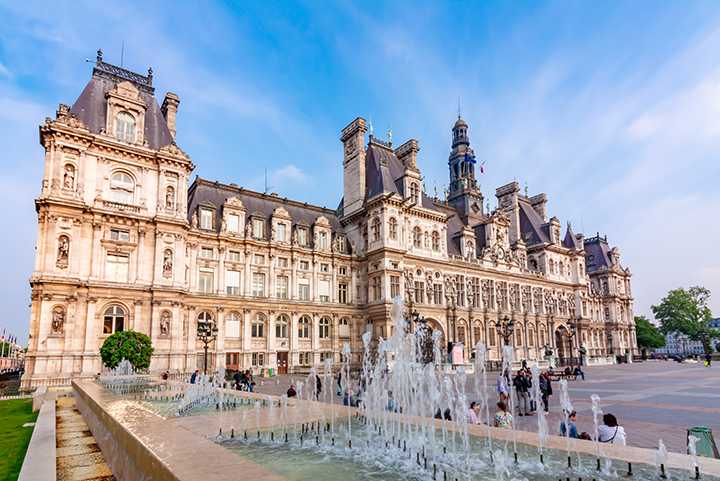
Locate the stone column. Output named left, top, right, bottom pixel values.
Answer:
left=216, top=307, right=225, bottom=370
left=82, top=298, right=97, bottom=373
left=136, top=228, right=146, bottom=283
left=90, top=222, right=102, bottom=279
left=170, top=301, right=182, bottom=371
left=217, top=248, right=225, bottom=295
left=312, top=312, right=319, bottom=365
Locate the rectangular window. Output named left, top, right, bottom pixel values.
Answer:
left=414, top=281, right=424, bottom=304
left=252, top=218, right=265, bottom=239
left=277, top=257, right=289, bottom=268
left=109, top=229, right=130, bottom=242
left=225, top=352, right=239, bottom=367
left=251, top=352, right=265, bottom=367
left=433, top=284, right=443, bottom=305
left=320, top=263, right=329, bottom=273
left=200, top=247, right=214, bottom=259
left=276, top=275, right=289, bottom=299
left=317, top=231, right=328, bottom=249
left=338, top=266, right=347, bottom=276
left=225, top=270, right=240, bottom=295
left=390, top=275, right=400, bottom=298
left=227, top=214, right=240, bottom=233
left=318, top=280, right=330, bottom=302
left=226, top=317, right=240, bottom=338
left=372, top=277, right=382, bottom=301
left=199, top=271, right=214, bottom=293
left=338, top=283, right=348, bottom=304
left=276, top=223, right=287, bottom=242
left=320, top=352, right=333, bottom=362
left=252, top=273, right=266, bottom=297
left=456, top=276, right=465, bottom=307
left=298, top=282, right=310, bottom=301
left=299, top=352, right=312, bottom=366
left=106, top=253, right=129, bottom=282
left=298, top=228, right=308, bottom=246
left=200, top=209, right=213, bottom=230
left=253, top=254, right=265, bottom=265
left=299, top=260, right=310, bottom=270
left=227, top=250, right=241, bottom=262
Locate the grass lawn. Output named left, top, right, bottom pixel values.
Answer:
left=0, top=399, right=39, bottom=481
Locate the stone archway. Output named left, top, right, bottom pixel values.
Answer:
left=555, top=325, right=571, bottom=364
left=423, top=317, right=446, bottom=362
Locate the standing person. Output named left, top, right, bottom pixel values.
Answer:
left=315, top=373, right=322, bottom=400
left=539, top=371, right=553, bottom=412
left=573, top=365, right=585, bottom=380
left=245, top=369, right=255, bottom=392
left=233, top=370, right=243, bottom=390
left=598, top=413, right=626, bottom=444
left=336, top=371, right=343, bottom=395
left=468, top=401, right=481, bottom=424
left=705, top=352, right=712, bottom=367
left=496, top=369, right=509, bottom=402
left=190, top=369, right=199, bottom=384
left=287, top=384, right=297, bottom=398
left=559, top=410, right=579, bottom=438
left=513, top=370, right=531, bottom=416
left=493, top=401, right=513, bottom=429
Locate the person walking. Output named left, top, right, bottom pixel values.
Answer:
left=513, top=370, right=531, bottom=416
left=190, top=369, right=199, bottom=384
left=705, top=352, right=712, bottom=367
left=539, top=371, right=553, bottom=412
left=496, top=369, right=510, bottom=403
left=493, top=401, right=513, bottom=429
left=315, top=373, right=322, bottom=400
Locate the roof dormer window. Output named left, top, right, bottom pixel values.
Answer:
left=115, top=111, right=136, bottom=143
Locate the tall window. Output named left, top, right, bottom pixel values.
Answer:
left=414, top=281, right=424, bottom=304
left=115, top=111, right=136, bottom=143
left=227, top=250, right=241, bottom=262
left=488, top=325, right=497, bottom=347
left=200, top=208, right=213, bottom=230
left=276, top=275, right=289, bottom=299
left=252, top=314, right=266, bottom=338
left=109, top=171, right=134, bottom=204
left=252, top=218, right=265, bottom=239
left=338, top=283, right=348, bottom=304
left=409, top=182, right=419, bottom=203
left=199, top=271, right=214, bottom=293
left=226, top=312, right=241, bottom=338
left=252, top=273, right=266, bottom=297
left=319, top=317, right=331, bottom=339
left=317, top=231, right=328, bottom=249
left=227, top=214, right=240, bottom=233
left=275, top=314, right=289, bottom=338
left=318, top=280, right=330, bottom=302
left=433, top=284, right=443, bottom=304
left=251, top=352, right=265, bottom=367
left=371, top=277, right=381, bottom=301
left=371, top=217, right=381, bottom=241
left=298, top=315, right=311, bottom=338
left=339, top=318, right=350, bottom=338
left=413, top=227, right=422, bottom=248
left=225, top=270, right=240, bottom=295
left=103, top=305, right=126, bottom=334
left=298, top=282, right=310, bottom=301
left=297, top=227, right=308, bottom=246
left=276, top=223, right=287, bottom=242
left=106, top=253, right=129, bottom=282
left=390, top=275, right=400, bottom=298
left=432, top=231, right=440, bottom=251
left=388, top=217, right=397, bottom=240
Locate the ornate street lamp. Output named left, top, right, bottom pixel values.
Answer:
left=197, top=320, right=218, bottom=375
left=495, top=316, right=515, bottom=346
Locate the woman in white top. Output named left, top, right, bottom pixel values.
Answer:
left=598, top=413, right=626, bottom=444
left=468, top=401, right=481, bottom=424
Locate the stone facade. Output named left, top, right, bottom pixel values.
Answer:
left=21, top=53, right=636, bottom=389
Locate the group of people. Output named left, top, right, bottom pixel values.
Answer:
left=231, top=369, right=256, bottom=392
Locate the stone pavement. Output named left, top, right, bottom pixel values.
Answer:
left=253, top=361, right=720, bottom=454
left=55, top=397, right=114, bottom=481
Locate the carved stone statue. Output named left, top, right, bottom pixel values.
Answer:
left=51, top=306, right=65, bottom=334
left=165, top=187, right=175, bottom=210
left=191, top=212, right=198, bottom=228
left=56, top=235, right=69, bottom=269
left=162, top=250, right=173, bottom=278
left=63, top=165, right=75, bottom=190
left=160, top=311, right=171, bottom=336
left=245, top=221, right=253, bottom=237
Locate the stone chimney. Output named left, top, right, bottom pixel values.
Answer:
left=341, top=117, right=368, bottom=217
left=395, top=139, right=420, bottom=171
left=528, top=193, right=547, bottom=221
left=161, top=92, right=180, bottom=140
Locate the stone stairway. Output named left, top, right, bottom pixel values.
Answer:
left=55, top=397, right=115, bottom=481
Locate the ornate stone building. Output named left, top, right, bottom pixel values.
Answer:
left=22, top=53, right=636, bottom=389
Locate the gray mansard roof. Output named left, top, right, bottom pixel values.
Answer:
left=69, top=61, right=174, bottom=150
left=584, top=235, right=612, bottom=273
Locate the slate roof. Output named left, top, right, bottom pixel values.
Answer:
left=188, top=178, right=346, bottom=242
left=562, top=224, right=581, bottom=250
left=584, top=235, right=611, bottom=273
left=518, top=198, right=550, bottom=245
left=69, top=62, right=174, bottom=150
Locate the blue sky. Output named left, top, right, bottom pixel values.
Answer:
left=2, top=1, right=720, bottom=343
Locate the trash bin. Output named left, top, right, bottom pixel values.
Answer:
left=688, top=426, right=720, bottom=459
left=267, top=367, right=274, bottom=378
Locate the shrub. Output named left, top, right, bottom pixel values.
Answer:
left=100, top=330, right=154, bottom=371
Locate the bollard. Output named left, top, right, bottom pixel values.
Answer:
left=417, top=452, right=420, bottom=465
left=424, top=457, right=428, bottom=470
left=285, top=432, right=288, bottom=443
left=219, top=428, right=223, bottom=436
left=596, top=458, right=601, bottom=471
left=271, top=432, right=274, bottom=442
left=627, top=462, right=632, bottom=476
left=695, top=466, right=700, bottom=480
left=244, top=431, right=247, bottom=440
left=514, top=452, right=518, bottom=464
left=231, top=428, right=235, bottom=439
left=348, top=439, right=352, bottom=448
left=257, top=431, right=260, bottom=439
left=567, top=456, right=572, bottom=468
left=540, top=453, right=544, bottom=465
left=404, top=440, right=407, bottom=452
left=316, top=436, right=319, bottom=445
left=433, top=464, right=437, bottom=480
left=332, top=437, right=335, bottom=446
left=443, top=471, right=447, bottom=481
left=660, top=464, right=666, bottom=479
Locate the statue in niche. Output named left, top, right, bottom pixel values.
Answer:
left=162, top=249, right=173, bottom=278
left=63, top=164, right=75, bottom=190
left=191, top=212, right=198, bottom=228
left=56, top=235, right=69, bottom=269
left=51, top=306, right=65, bottom=334
left=160, top=311, right=171, bottom=336
left=165, top=186, right=175, bottom=210
left=245, top=221, right=253, bottom=237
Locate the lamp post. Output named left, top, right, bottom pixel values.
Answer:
left=197, top=320, right=218, bottom=375
left=560, top=319, right=578, bottom=365
left=495, top=316, right=515, bottom=346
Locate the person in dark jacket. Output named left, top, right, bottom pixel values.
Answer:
left=539, top=371, right=553, bottom=412
left=513, top=370, right=531, bottom=416
left=287, top=384, right=297, bottom=398
left=315, top=374, right=322, bottom=399
left=190, top=370, right=199, bottom=384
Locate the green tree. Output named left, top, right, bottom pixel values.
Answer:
left=651, top=286, right=719, bottom=354
left=99, top=330, right=153, bottom=370
left=634, top=315, right=665, bottom=349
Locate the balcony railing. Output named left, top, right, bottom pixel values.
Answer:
left=102, top=200, right=141, bottom=214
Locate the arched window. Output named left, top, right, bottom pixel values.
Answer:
left=110, top=171, right=135, bottom=204
left=409, top=182, right=420, bottom=203
left=559, top=262, right=565, bottom=276
left=103, top=305, right=126, bottom=334
left=548, top=259, right=555, bottom=274
left=252, top=313, right=266, bottom=338
left=529, top=258, right=538, bottom=271
left=488, top=324, right=497, bottom=347
left=371, top=217, right=381, bottom=242
left=528, top=327, right=536, bottom=347
left=339, top=317, right=350, bottom=338
left=198, top=311, right=213, bottom=324
left=298, top=315, right=311, bottom=338
left=275, top=314, right=289, bottom=338
left=413, top=227, right=422, bottom=248
left=431, top=231, right=440, bottom=251
left=165, top=185, right=175, bottom=210
left=388, top=217, right=397, bottom=240
left=515, top=328, right=523, bottom=346
left=115, top=111, right=136, bottom=143
left=319, top=316, right=331, bottom=339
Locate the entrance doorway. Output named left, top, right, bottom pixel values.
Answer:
left=277, top=352, right=289, bottom=374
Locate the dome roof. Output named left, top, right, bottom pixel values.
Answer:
left=453, top=116, right=468, bottom=129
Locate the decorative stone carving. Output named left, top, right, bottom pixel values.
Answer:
left=56, top=235, right=69, bottom=269
left=63, top=164, right=75, bottom=190
left=191, top=212, right=198, bottom=228
left=162, top=249, right=173, bottom=279
left=51, top=306, right=65, bottom=335
left=160, top=311, right=171, bottom=336
left=165, top=186, right=175, bottom=210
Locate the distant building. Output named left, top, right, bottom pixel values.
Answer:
left=656, top=333, right=705, bottom=356
left=21, top=51, right=637, bottom=389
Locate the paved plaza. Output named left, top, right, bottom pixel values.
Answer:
left=253, top=361, right=720, bottom=454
